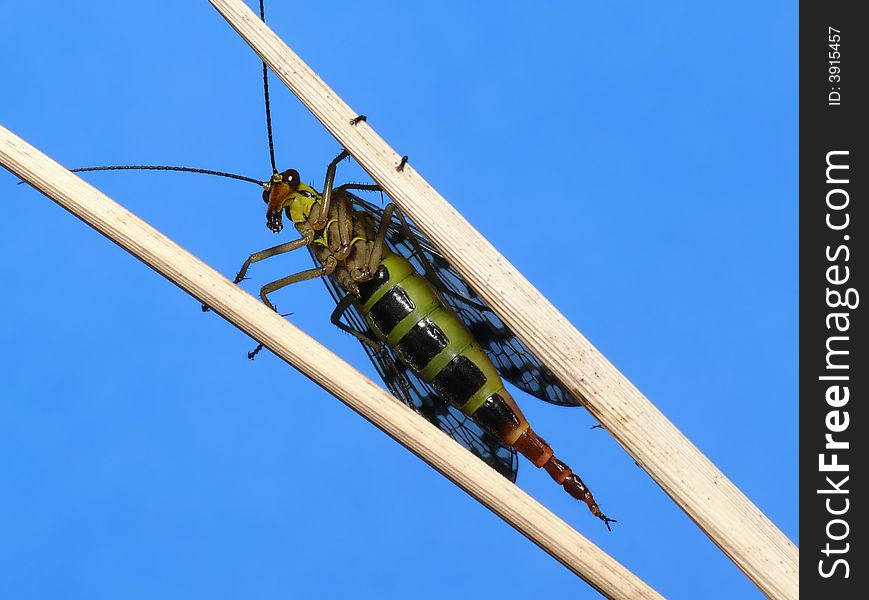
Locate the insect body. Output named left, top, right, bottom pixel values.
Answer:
left=355, top=239, right=610, bottom=523
left=70, top=0, right=614, bottom=530
left=241, top=157, right=615, bottom=528
left=73, top=157, right=616, bottom=529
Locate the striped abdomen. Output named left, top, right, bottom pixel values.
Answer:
left=356, top=250, right=533, bottom=447
left=355, top=250, right=614, bottom=527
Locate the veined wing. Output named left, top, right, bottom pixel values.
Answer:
left=310, top=245, right=518, bottom=482
left=344, top=192, right=582, bottom=408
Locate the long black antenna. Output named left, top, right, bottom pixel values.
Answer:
left=69, top=165, right=263, bottom=186
left=260, top=0, right=278, bottom=174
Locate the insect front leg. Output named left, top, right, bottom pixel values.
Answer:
left=247, top=256, right=338, bottom=360
left=200, top=232, right=316, bottom=312
left=233, top=230, right=315, bottom=284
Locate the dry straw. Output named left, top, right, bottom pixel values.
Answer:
left=2, top=1, right=799, bottom=596
left=206, top=0, right=798, bottom=598
left=1, top=123, right=659, bottom=599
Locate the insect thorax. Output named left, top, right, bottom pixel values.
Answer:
left=302, top=191, right=380, bottom=294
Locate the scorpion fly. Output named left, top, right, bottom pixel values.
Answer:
left=72, top=0, right=615, bottom=529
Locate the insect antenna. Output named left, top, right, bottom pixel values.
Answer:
left=66, top=165, right=264, bottom=186
left=16, top=165, right=264, bottom=187
left=22, top=3, right=278, bottom=187
left=259, top=0, right=278, bottom=175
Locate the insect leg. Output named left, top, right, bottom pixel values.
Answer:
left=388, top=204, right=440, bottom=282
left=366, top=204, right=396, bottom=275
left=337, top=183, right=382, bottom=194
left=201, top=234, right=316, bottom=312
left=330, top=293, right=410, bottom=398
left=333, top=192, right=354, bottom=260
left=329, top=293, right=382, bottom=350
left=259, top=256, right=337, bottom=312
left=312, top=150, right=350, bottom=232
left=233, top=233, right=314, bottom=284
left=389, top=204, right=491, bottom=313
left=247, top=257, right=338, bottom=360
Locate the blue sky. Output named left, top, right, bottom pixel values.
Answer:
left=1, top=2, right=797, bottom=598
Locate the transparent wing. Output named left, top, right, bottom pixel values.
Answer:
left=345, top=191, right=583, bottom=407
left=309, top=245, right=518, bottom=482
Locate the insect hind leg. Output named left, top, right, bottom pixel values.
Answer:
left=385, top=204, right=477, bottom=304
left=330, top=292, right=410, bottom=398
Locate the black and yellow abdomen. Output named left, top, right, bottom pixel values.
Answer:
left=355, top=248, right=613, bottom=528
left=356, top=250, right=531, bottom=447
